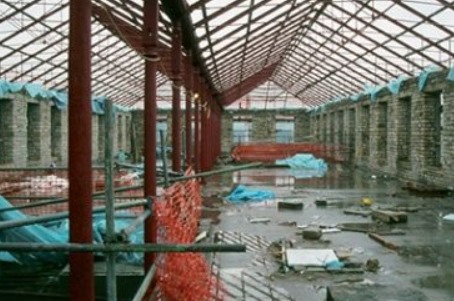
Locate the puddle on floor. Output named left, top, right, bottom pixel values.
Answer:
left=205, top=163, right=454, bottom=301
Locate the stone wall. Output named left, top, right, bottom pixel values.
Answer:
left=133, top=109, right=310, bottom=157
left=309, top=70, right=454, bottom=189
left=221, top=109, right=310, bottom=153
left=0, top=94, right=130, bottom=168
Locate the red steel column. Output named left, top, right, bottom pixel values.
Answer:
left=200, top=85, right=207, bottom=171
left=194, top=74, right=201, bottom=172
left=68, top=0, right=94, bottom=300
left=185, top=54, right=193, bottom=168
left=171, top=22, right=182, bottom=172
left=217, top=107, right=222, bottom=157
left=143, top=0, right=159, bottom=271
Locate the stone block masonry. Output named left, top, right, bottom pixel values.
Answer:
left=310, top=70, right=454, bottom=190
left=132, top=109, right=311, bottom=158
left=0, top=94, right=131, bottom=168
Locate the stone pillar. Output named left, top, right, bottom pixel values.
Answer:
left=221, top=112, right=233, bottom=153
left=97, top=114, right=105, bottom=161
left=251, top=111, right=275, bottom=142
left=116, top=113, right=123, bottom=153
left=386, top=95, right=398, bottom=175
left=346, top=107, right=356, bottom=162
left=0, top=98, right=20, bottom=167
left=295, top=112, right=310, bottom=142
left=124, top=114, right=132, bottom=154
left=369, top=102, right=379, bottom=169
left=51, top=106, right=68, bottom=166
left=27, top=100, right=52, bottom=166
left=334, top=109, right=344, bottom=160
left=130, top=110, right=143, bottom=163
left=91, top=114, right=99, bottom=163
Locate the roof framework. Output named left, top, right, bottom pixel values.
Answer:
left=1, top=0, right=454, bottom=108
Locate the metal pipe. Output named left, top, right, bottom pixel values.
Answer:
left=171, top=21, right=182, bottom=173
left=167, top=162, right=262, bottom=183
left=159, top=130, right=170, bottom=187
left=194, top=73, right=200, bottom=172
left=68, top=0, right=94, bottom=298
left=132, top=264, right=157, bottom=301
left=0, top=242, right=247, bottom=253
left=143, top=0, right=159, bottom=272
left=0, top=162, right=261, bottom=213
left=120, top=208, right=152, bottom=240
left=200, top=93, right=208, bottom=171
left=0, top=184, right=143, bottom=213
left=104, top=98, right=117, bottom=301
left=185, top=53, right=193, bottom=168
left=0, top=166, right=104, bottom=171
left=0, top=200, right=147, bottom=231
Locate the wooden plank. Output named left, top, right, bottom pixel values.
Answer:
left=372, top=210, right=407, bottom=224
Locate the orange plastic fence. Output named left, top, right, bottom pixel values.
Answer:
left=154, top=168, right=222, bottom=301
left=231, top=143, right=345, bottom=162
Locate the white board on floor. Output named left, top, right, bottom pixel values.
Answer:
left=286, top=249, right=338, bottom=267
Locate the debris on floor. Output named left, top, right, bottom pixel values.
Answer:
left=368, top=233, right=400, bottom=251
left=277, top=199, right=304, bottom=210
left=343, top=209, right=371, bottom=217
left=248, top=217, right=272, bottom=224
left=442, top=213, right=454, bottom=221
left=285, top=249, right=338, bottom=267
left=371, top=209, right=408, bottom=223
left=302, top=227, right=323, bottom=240
left=315, top=198, right=342, bottom=207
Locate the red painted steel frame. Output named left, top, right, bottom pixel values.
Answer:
left=143, top=0, right=159, bottom=271
left=185, top=55, right=193, bottom=167
left=68, top=0, right=94, bottom=300
left=172, top=22, right=182, bottom=172
left=194, top=73, right=201, bottom=173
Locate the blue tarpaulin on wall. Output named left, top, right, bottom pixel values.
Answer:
left=418, top=66, right=441, bottom=91
left=387, top=75, right=407, bottom=95
left=0, top=80, right=130, bottom=114
left=447, top=66, right=454, bottom=82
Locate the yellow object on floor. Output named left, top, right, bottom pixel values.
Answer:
left=361, top=197, right=374, bottom=206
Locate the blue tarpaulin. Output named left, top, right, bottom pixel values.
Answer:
left=387, top=75, right=407, bottom=95
left=276, top=154, right=328, bottom=171
left=0, top=195, right=67, bottom=265
left=276, top=154, right=328, bottom=179
left=226, top=185, right=275, bottom=202
left=447, top=66, right=454, bottom=82
left=418, top=65, right=441, bottom=91
left=0, top=80, right=130, bottom=114
left=364, top=84, right=386, bottom=102
left=0, top=195, right=145, bottom=265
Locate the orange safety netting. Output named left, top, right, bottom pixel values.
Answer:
left=154, top=168, right=222, bottom=301
left=231, top=143, right=345, bottom=162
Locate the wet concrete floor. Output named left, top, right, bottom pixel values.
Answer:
left=203, top=164, right=454, bottom=301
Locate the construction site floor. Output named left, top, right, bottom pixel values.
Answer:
left=202, top=163, right=454, bottom=301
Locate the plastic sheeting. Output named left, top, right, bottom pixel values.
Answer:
left=276, top=154, right=327, bottom=171
left=0, top=80, right=130, bottom=114
left=276, top=154, right=328, bottom=179
left=363, top=84, right=386, bottom=102
left=0, top=195, right=145, bottom=265
left=418, top=66, right=442, bottom=91
left=0, top=195, right=67, bottom=265
left=447, top=66, right=454, bottom=82
left=226, top=185, right=275, bottom=202
left=387, top=75, right=407, bottom=95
